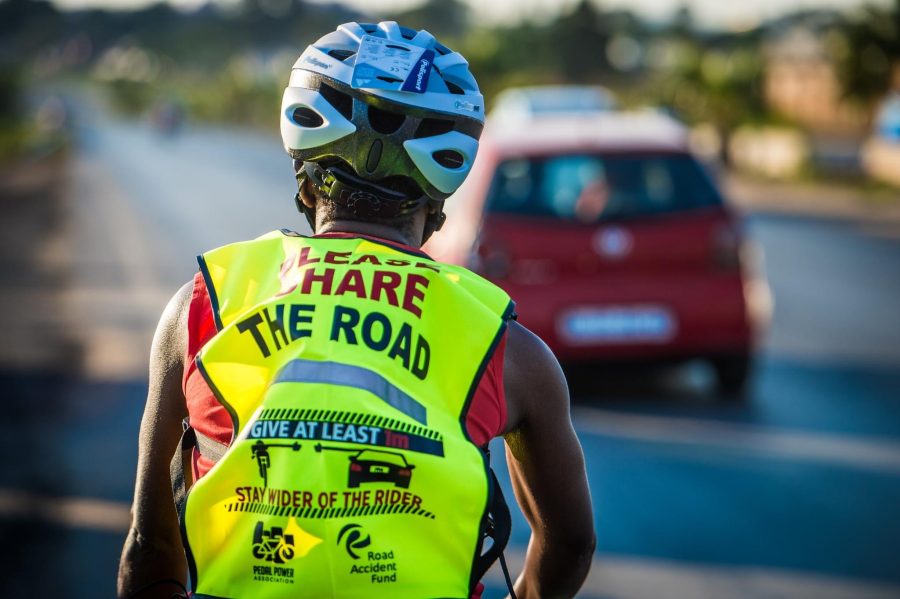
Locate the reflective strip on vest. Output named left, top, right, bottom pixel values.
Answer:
left=182, top=231, right=512, bottom=599
left=274, top=359, right=428, bottom=425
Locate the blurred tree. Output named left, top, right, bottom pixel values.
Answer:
left=0, top=0, right=64, bottom=58
left=670, top=4, right=695, bottom=40
left=839, top=0, right=900, bottom=104
left=461, top=22, right=554, bottom=102
left=389, top=0, right=470, bottom=42
left=0, top=66, right=26, bottom=160
left=553, top=0, right=612, bottom=81
left=639, top=22, right=766, bottom=165
left=0, top=68, right=22, bottom=124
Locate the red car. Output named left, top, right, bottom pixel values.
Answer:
left=426, top=111, right=771, bottom=396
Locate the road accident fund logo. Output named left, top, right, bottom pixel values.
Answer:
left=339, top=524, right=399, bottom=584
left=337, top=523, right=371, bottom=559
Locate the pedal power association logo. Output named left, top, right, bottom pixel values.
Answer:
left=250, top=520, right=322, bottom=585
left=340, top=524, right=399, bottom=584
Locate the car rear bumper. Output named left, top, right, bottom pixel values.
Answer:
left=504, top=272, right=761, bottom=362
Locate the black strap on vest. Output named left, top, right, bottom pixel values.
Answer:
left=170, top=420, right=229, bottom=520
left=124, top=578, right=188, bottom=599
left=470, top=461, right=517, bottom=599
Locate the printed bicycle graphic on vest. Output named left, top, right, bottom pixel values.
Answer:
left=251, top=521, right=296, bottom=564
left=251, top=439, right=301, bottom=487
left=316, top=443, right=416, bottom=488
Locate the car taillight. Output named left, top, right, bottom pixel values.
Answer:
left=710, top=222, right=743, bottom=270
left=350, top=463, right=363, bottom=472
left=397, top=469, right=411, bottom=477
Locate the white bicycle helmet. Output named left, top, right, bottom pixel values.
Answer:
left=281, top=21, right=485, bottom=238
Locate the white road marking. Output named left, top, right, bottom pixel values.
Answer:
left=573, top=407, right=900, bottom=473
left=486, top=550, right=900, bottom=599
left=0, top=489, right=131, bottom=534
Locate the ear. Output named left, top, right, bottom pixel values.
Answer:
left=299, top=178, right=317, bottom=209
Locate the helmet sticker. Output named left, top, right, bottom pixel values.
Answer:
left=453, top=99, right=481, bottom=114
left=302, top=55, right=331, bottom=70
left=351, top=34, right=434, bottom=94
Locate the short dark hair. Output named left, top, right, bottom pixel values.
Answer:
left=310, top=184, right=419, bottom=240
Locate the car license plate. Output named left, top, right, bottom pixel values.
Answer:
left=559, top=306, right=676, bottom=344
left=370, top=466, right=390, bottom=474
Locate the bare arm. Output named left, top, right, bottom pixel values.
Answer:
left=502, top=320, right=595, bottom=599
left=117, top=282, right=192, bottom=598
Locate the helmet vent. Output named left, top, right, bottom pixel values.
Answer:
left=327, top=49, right=356, bottom=62
left=292, top=106, right=324, bottom=128
left=413, top=117, right=454, bottom=139
left=368, top=104, right=405, bottom=134
left=432, top=149, right=465, bottom=169
left=319, top=83, right=353, bottom=121
left=366, top=139, right=383, bottom=173
left=445, top=80, right=465, bottom=95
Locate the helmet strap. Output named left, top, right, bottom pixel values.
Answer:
left=421, top=204, right=446, bottom=245
left=294, top=188, right=317, bottom=232
left=303, top=162, right=428, bottom=220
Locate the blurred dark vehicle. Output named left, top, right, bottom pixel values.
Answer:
left=861, top=92, right=900, bottom=187
left=427, top=111, right=771, bottom=396
left=147, top=100, right=184, bottom=137
left=874, top=92, right=900, bottom=142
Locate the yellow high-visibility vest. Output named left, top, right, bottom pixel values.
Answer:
left=181, top=231, right=513, bottom=599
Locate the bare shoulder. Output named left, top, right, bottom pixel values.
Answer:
left=502, top=319, right=570, bottom=435
left=119, top=280, right=194, bottom=596
left=140, top=279, right=194, bottom=443
left=135, top=278, right=194, bottom=508
left=150, top=280, right=193, bottom=376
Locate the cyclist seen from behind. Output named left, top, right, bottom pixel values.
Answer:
left=117, top=21, right=594, bottom=599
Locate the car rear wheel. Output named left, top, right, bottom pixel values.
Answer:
left=711, top=354, right=752, bottom=399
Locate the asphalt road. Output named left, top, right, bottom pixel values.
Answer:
left=2, top=100, right=899, bottom=598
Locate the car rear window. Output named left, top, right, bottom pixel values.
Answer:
left=485, top=153, right=723, bottom=221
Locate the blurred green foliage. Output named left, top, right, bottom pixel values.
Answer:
left=0, top=65, right=70, bottom=163
left=106, top=80, right=155, bottom=115
left=1, top=0, right=897, bottom=140
left=0, top=67, right=27, bottom=161
left=456, top=0, right=769, bottom=132
left=839, top=0, right=900, bottom=105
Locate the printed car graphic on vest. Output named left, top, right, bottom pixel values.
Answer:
left=314, top=443, right=416, bottom=488
left=348, top=449, right=415, bottom=489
